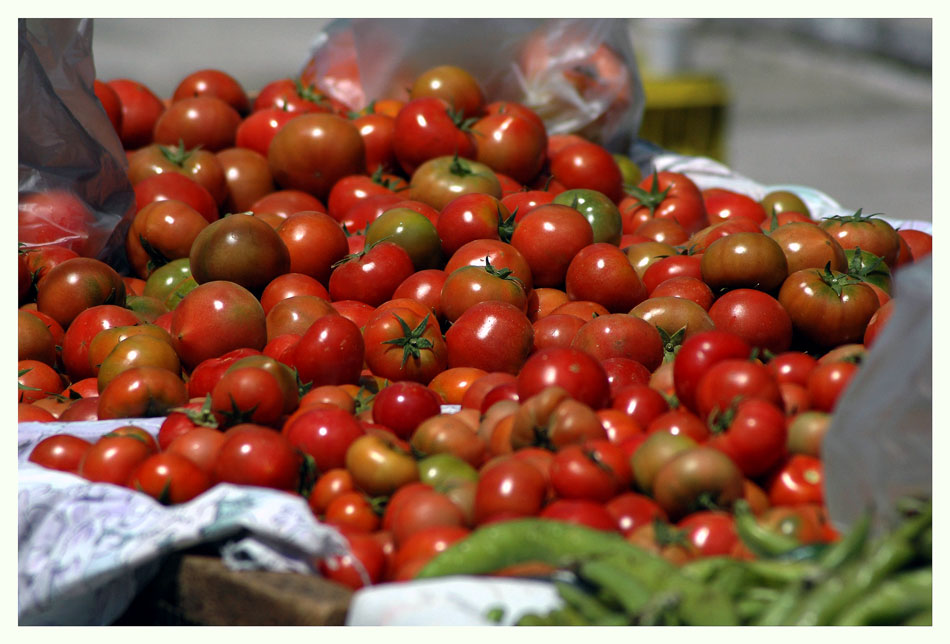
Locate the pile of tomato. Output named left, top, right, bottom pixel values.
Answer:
left=18, top=63, right=933, bottom=591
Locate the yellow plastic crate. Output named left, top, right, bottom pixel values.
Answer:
left=638, top=74, right=729, bottom=161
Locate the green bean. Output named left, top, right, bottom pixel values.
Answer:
left=832, top=568, right=931, bottom=626
left=679, top=556, right=736, bottom=582
left=577, top=559, right=653, bottom=616
left=901, top=610, right=932, bottom=626
left=736, top=597, right=771, bottom=623
left=818, top=508, right=871, bottom=570
left=555, top=581, right=617, bottom=624
left=676, top=587, right=740, bottom=626
left=549, top=605, right=589, bottom=626
left=916, top=526, right=931, bottom=561
left=733, top=500, right=801, bottom=557
left=740, top=558, right=823, bottom=587
left=752, top=582, right=809, bottom=626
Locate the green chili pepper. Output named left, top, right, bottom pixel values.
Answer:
left=832, top=568, right=931, bottom=626
left=416, top=518, right=674, bottom=579
left=733, top=500, right=801, bottom=557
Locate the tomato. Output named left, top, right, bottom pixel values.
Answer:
left=707, top=397, right=788, bottom=477
left=605, top=492, right=666, bottom=537
left=212, top=424, right=303, bottom=492
left=702, top=187, right=766, bottom=225
left=18, top=309, right=56, bottom=366
left=152, top=96, right=241, bottom=151
left=700, top=231, right=788, bottom=294
left=502, top=189, right=556, bottom=222
left=392, top=269, right=448, bottom=321
left=409, top=65, right=484, bottom=118
left=58, top=305, right=140, bottom=381
left=328, top=240, right=415, bottom=307
left=309, top=468, right=357, bottom=515
left=570, top=313, right=664, bottom=372
left=389, top=486, right=467, bottom=546
left=550, top=440, right=631, bottom=502
left=445, top=301, right=534, bottom=375
left=390, top=525, right=470, bottom=580
left=128, top=142, right=228, bottom=204
left=694, top=358, right=782, bottom=421
left=897, top=228, right=932, bottom=261
left=369, top=381, right=442, bottom=441
left=259, top=273, right=329, bottom=315
left=322, top=491, right=380, bottom=533
left=407, top=156, right=502, bottom=213
left=188, top=213, right=290, bottom=294
left=393, top=98, right=476, bottom=175
left=96, top=367, right=188, bottom=420
left=171, top=281, right=267, bottom=371
left=210, top=366, right=285, bottom=428
left=757, top=505, right=826, bottom=545
left=95, top=333, right=180, bottom=393
left=672, top=331, right=752, bottom=414
left=768, top=221, right=848, bottom=274
left=806, top=360, right=859, bottom=413
left=319, top=531, right=386, bottom=590
left=214, top=146, right=275, bottom=213
left=530, top=313, right=584, bottom=353
left=264, top=294, right=336, bottom=342
left=863, top=298, right=895, bottom=348
left=651, top=447, right=745, bottom=521
left=267, top=113, right=365, bottom=200
left=549, top=142, right=623, bottom=204
left=563, top=243, right=647, bottom=312
left=363, top=308, right=447, bottom=384
left=635, top=217, right=689, bottom=246
left=440, top=260, right=527, bottom=323
left=778, top=267, right=880, bottom=348
left=768, top=351, right=818, bottom=388
left=134, top=172, right=219, bottom=224
left=707, top=289, right=793, bottom=354
left=93, top=79, right=122, bottom=132
left=268, top=211, right=348, bottom=286
left=345, top=433, right=418, bottom=496
left=540, top=499, right=618, bottom=531
left=125, top=199, right=209, bottom=278
left=352, top=112, right=397, bottom=174
left=473, top=458, right=547, bottom=524
left=627, top=520, right=699, bottom=565
left=444, top=239, right=534, bottom=291
left=630, top=296, right=715, bottom=354
left=472, top=110, right=546, bottom=184
left=623, top=240, right=679, bottom=279
left=128, top=452, right=211, bottom=505
left=28, top=434, right=92, bottom=474
left=364, top=207, right=443, bottom=271
left=819, top=209, right=901, bottom=268
left=291, top=314, right=364, bottom=388
left=79, top=433, right=154, bottom=485
left=234, top=107, right=297, bottom=158
left=516, top=347, right=610, bottom=409
left=18, top=190, right=96, bottom=256
left=641, top=255, right=702, bottom=294
left=163, top=426, right=227, bottom=475
left=765, top=454, right=824, bottom=507
left=620, top=171, right=707, bottom=235
left=786, top=410, right=830, bottom=458
left=509, top=204, right=595, bottom=288
left=436, top=193, right=514, bottom=257
left=678, top=511, right=740, bottom=557
left=254, top=78, right=337, bottom=114
left=35, top=257, right=126, bottom=329
left=647, top=409, right=710, bottom=443
left=107, top=78, right=165, bottom=149
left=172, top=68, right=247, bottom=112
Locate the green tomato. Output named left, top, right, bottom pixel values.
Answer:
left=553, top=188, right=623, bottom=245
left=364, top=207, right=443, bottom=270
left=417, top=453, right=479, bottom=492
left=143, top=258, right=198, bottom=311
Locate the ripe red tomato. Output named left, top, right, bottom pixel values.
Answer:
left=510, top=204, right=593, bottom=288
left=28, top=434, right=92, bottom=474
left=549, top=142, right=623, bottom=203
left=128, top=452, right=212, bottom=505
left=605, top=492, right=667, bottom=537
left=445, top=301, right=535, bottom=375
left=36, top=257, right=126, bottom=330
left=291, top=314, right=365, bottom=388
left=107, top=78, right=166, bottom=149
left=550, top=440, right=631, bottom=502
left=694, top=359, right=782, bottom=422
left=620, top=171, right=707, bottom=235
left=274, top=211, right=348, bottom=285
left=93, top=79, right=123, bottom=132
left=702, top=188, right=767, bottom=225
left=678, top=511, right=740, bottom=556
left=707, top=289, right=793, bottom=354
left=472, top=109, right=547, bottom=185
left=392, top=97, right=476, bottom=175
left=806, top=360, right=859, bottom=412
left=897, top=228, right=932, bottom=261
left=517, top=347, right=610, bottom=410
left=570, top=313, right=664, bottom=372
left=79, top=433, right=154, bottom=485
left=766, top=454, right=824, bottom=506
left=371, top=381, right=442, bottom=440
left=564, top=243, right=647, bottom=312
left=409, top=65, right=485, bottom=118
left=363, top=307, right=447, bottom=384
left=18, top=190, right=97, bottom=256
left=319, top=531, right=387, bottom=590
left=778, top=267, right=880, bottom=348
left=211, top=366, right=286, bottom=428
left=539, top=499, right=618, bottom=532
left=473, top=458, right=547, bottom=524
left=212, top=424, right=303, bottom=492
left=329, top=240, right=415, bottom=307
left=133, top=172, right=219, bottom=224
left=819, top=210, right=901, bottom=268
left=647, top=409, right=710, bottom=443
left=673, top=331, right=752, bottom=414
left=165, top=426, right=228, bottom=475
left=97, top=366, right=188, bottom=420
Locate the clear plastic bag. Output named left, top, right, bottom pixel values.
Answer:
left=300, top=18, right=645, bottom=152
left=18, top=18, right=134, bottom=269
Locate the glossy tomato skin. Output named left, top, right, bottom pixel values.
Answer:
left=216, top=147, right=276, bottom=213
left=766, top=454, right=824, bottom=506
left=275, top=211, right=348, bottom=285
left=819, top=211, right=901, bottom=268
left=153, top=96, right=242, bottom=152
left=107, top=78, right=166, bottom=149
left=213, top=424, right=303, bottom=492
left=94, top=79, right=123, bottom=132
left=292, top=314, right=364, bottom=388
left=707, top=289, right=793, bottom=354
left=621, top=171, right=707, bottom=235
left=694, top=359, right=782, bottom=422
left=409, top=65, right=485, bottom=118
left=97, top=367, right=188, bottom=420
left=408, top=156, right=502, bottom=213
left=768, top=222, right=848, bottom=275
left=707, top=398, right=788, bottom=478
left=173, top=69, right=249, bottom=114
left=651, top=447, right=745, bottom=521
left=510, top=204, right=594, bottom=288
left=36, top=258, right=126, bottom=330
left=570, top=313, right=664, bottom=372
left=678, top=511, right=740, bottom=557
left=564, top=243, right=647, bottom=312
left=472, top=110, right=546, bottom=184
left=703, top=188, right=767, bottom=225
left=345, top=433, right=419, bottom=497
left=329, top=241, right=415, bottom=307
left=606, top=492, right=667, bottom=537
left=363, top=307, right=447, bottom=384
left=29, top=434, right=92, bottom=474
left=393, top=97, right=476, bottom=176
left=540, top=499, right=618, bottom=531
left=474, top=458, right=547, bottom=525
left=134, top=172, right=219, bottom=224
left=364, top=206, right=443, bottom=271
left=125, top=199, right=209, bottom=279
left=445, top=301, right=535, bottom=375
left=128, top=143, right=228, bottom=205
left=444, top=239, right=534, bottom=292
left=673, top=331, right=752, bottom=415
left=806, top=360, right=859, bottom=412
left=549, top=142, right=623, bottom=204
left=553, top=188, right=623, bottom=245
left=18, top=190, right=96, bottom=256
left=128, top=452, right=212, bottom=505
left=701, top=232, right=788, bottom=293
left=436, top=193, right=512, bottom=257
left=268, top=113, right=365, bottom=200
left=79, top=434, right=154, bottom=485
left=516, top=347, right=610, bottom=410
left=439, top=263, right=527, bottom=323
left=778, top=268, right=880, bottom=348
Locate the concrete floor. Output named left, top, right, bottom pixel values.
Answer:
left=90, top=18, right=932, bottom=223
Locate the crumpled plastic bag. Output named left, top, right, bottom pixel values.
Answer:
left=17, top=418, right=349, bottom=625
left=822, top=256, right=932, bottom=535
left=18, top=18, right=134, bottom=270
left=300, top=18, right=644, bottom=152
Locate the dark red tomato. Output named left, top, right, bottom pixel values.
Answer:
left=173, top=69, right=249, bottom=114
left=473, top=458, right=547, bottom=524
left=502, top=189, right=556, bottom=221
left=702, top=188, right=767, bottom=225
left=253, top=78, right=336, bottom=114
left=678, top=511, right=740, bottom=556
left=446, top=300, right=535, bottom=375
left=212, top=424, right=303, bottom=491
left=778, top=267, right=880, bottom=348
left=540, top=499, right=618, bottom=531
left=28, top=434, right=92, bottom=474
left=650, top=277, right=715, bottom=311
left=371, top=381, right=442, bottom=440
left=768, top=222, right=848, bottom=275
left=706, top=398, right=787, bottom=478
left=93, top=79, right=122, bottom=132
left=440, top=262, right=527, bottom=323
left=532, top=313, right=586, bottom=353
left=353, top=113, right=397, bottom=174
left=549, top=142, right=623, bottom=204
left=516, top=347, right=610, bottom=410
left=642, top=255, right=703, bottom=294
left=235, top=107, right=298, bottom=157
left=392, top=269, right=448, bottom=321
left=635, top=217, right=689, bottom=246
left=409, top=64, right=485, bottom=118
left=444, top=239, right=534, bottom=292
left=164, top=426, right=227, bottom=475
left=766, top=454, right=824, bottom=507
left=328, top=240, right=415, bottom=307
left=124, top=199, right=209, bottom=279
left=550, top=440, right=631, bottom=502
left=268, top=113, right=365, bottom=200
left=309, top=468, right=356, bottom=515
left=392, top=97, right=476, bottom=176
left=329, top=300, right=376, bottom=331
left=275, top=211, right=348, bottom=285
left=701, top=232, right=788, bottom=293
left=319, top=531, right=387, bottom=589
left=153, top=96, right=242, bottom=151
left=620, top=171, right=707, bottom=235
left=571, top=313, right=664, bottom=372
left=337, top=193, right=404, bottom=233
left=806, top=360, right=859, bottom=412
left=186, top=347, right=261, bottom=400
left=96, top=367, right=188, bottom=420
left=611, top=384, right=669, bottom=428
left=171, top=281, right=267, bottom=371
left=688, top=218, right=765, bottom=253
left=107, top=78, right=165, bottom=149
left=134, top=172, right=219, bottom=224
left=650, top=447, right=745, bottom=521
left=510, top=204, right=594, bottom=288
left=22, top=245, right=79, bottom=287
left=79, top=434, right=154, bottom=485
left=694, top=359, right=782, bottom=422
left=863, top=299, right=895, bottom=348
left=605, top=492, right=667, bottom=536
left=19, top=403, right=55, bottom=423
left=210, top=366, right=285, bottom=428
left=472, top=111, right=547, bottom=185
left=647, top=409, right=710, bottom=443
left=768, top=352, right=818, bottom=387
left=363, top=307, right=447, bottom=384
left=250, top=189, right=327, bottom=218
left=707, top=289, right=793, bottom=354
left=436, top=193, right=514, bottom=257
left=18, top=190, right=96, bottom=256
left=897, top=228, right=932, bottom=261
left=819, top=210, right=901, bottom=268
left=292, top=314, right=364, bottom=388
left=259, top=273, right=329, bottom=315
left=263, top=293, right=337, bottom=345
left=673, top=330, right=752, bottom=415
left=59, top=305, right=141, bottom=381
left=128, top=452, right=211, bottom=505
left=564, top=243, right=647, bottom=313
left=35, top=258, right=126, bottom=330
left=128, top=143, right=228, bottom=205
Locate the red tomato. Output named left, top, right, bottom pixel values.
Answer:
left=473, top=458, right=547, bottom=524
left=18, top=190, right=97, bottom=256
left=702, top=188, right=766, bottom=225
left=549, top=142, right=623, bottom=203
left=806, top=360, right=859, bottom=412
left=540, top=499, right=618, bottom=531
left=897, top=228, right=932, bottom=261
left=445, top=301, right=535, bottom=375
left=165, top=426, right=228, bottom=475
left=510, top=204, right=593, bottom=288
left=611, top=385, right=670, bottom=429
left=392, top=97, right=476, bottom=175
left=409, top=65, right=485, bottom=118
left=212, top=424, right=303, bottom=491
left=96, top=367, right=188, bottom=420
left=472, top=110, right=547, bottom=185
left=328, top=241, right=415, bottom=307
left=647, top=409, right=710, bottom=443
left=363, top=308, right=447, bottom=384
left=133, top=172, right=219, bottom=224
left=291, top=314, right=364, bottom=388
left=79, top=433, right=154, bottom=485
left=678, top=511, right=740, bottom=556
left=28, top=434, right=92, bottom=474
left=107, top=78, right=165, bottom=149
left=128, top=452, right=211, bottom=505
left=767, top=351, right=818, bottom=387
left=93, top=79, right=122, bottom=132
left=564, top=243, right=647, bottom=313
left=605, top=492, right=667, bottom=537
left=778, top=267, right=880, bottom=348
left=319, top=531, right=387, bottom=589
left=707, top=289, right=793, bottom=354
left=673, top=331, right=752, bottom=414
left=211, top=366, right=286, bottom=428
left=766, top=454, right=824, bottom=506
left=571, top=313, right=664, bottom=372
left=517, top=347, right=610, bottom=410
left=707, top=399, right=788, bottom=478
left=153, top=96, right=242, bottom=152
left=275, top=211, right=348, bottom=285
left=694, top=359, right=782, bottom=422
left=389, top=487, right=467, bottom=546
left=620, top=171, right=707, bottom=234
left=172, top=68, right=249, bottom=114
left=371, top=381, right=442, bottom=441
left=550, top=440, right=631, bottom=502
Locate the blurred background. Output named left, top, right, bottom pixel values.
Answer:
left=90, top=18, right=932, bottom=222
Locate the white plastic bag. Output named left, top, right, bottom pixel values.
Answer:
left=300, top=18, right=645, bottom=152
